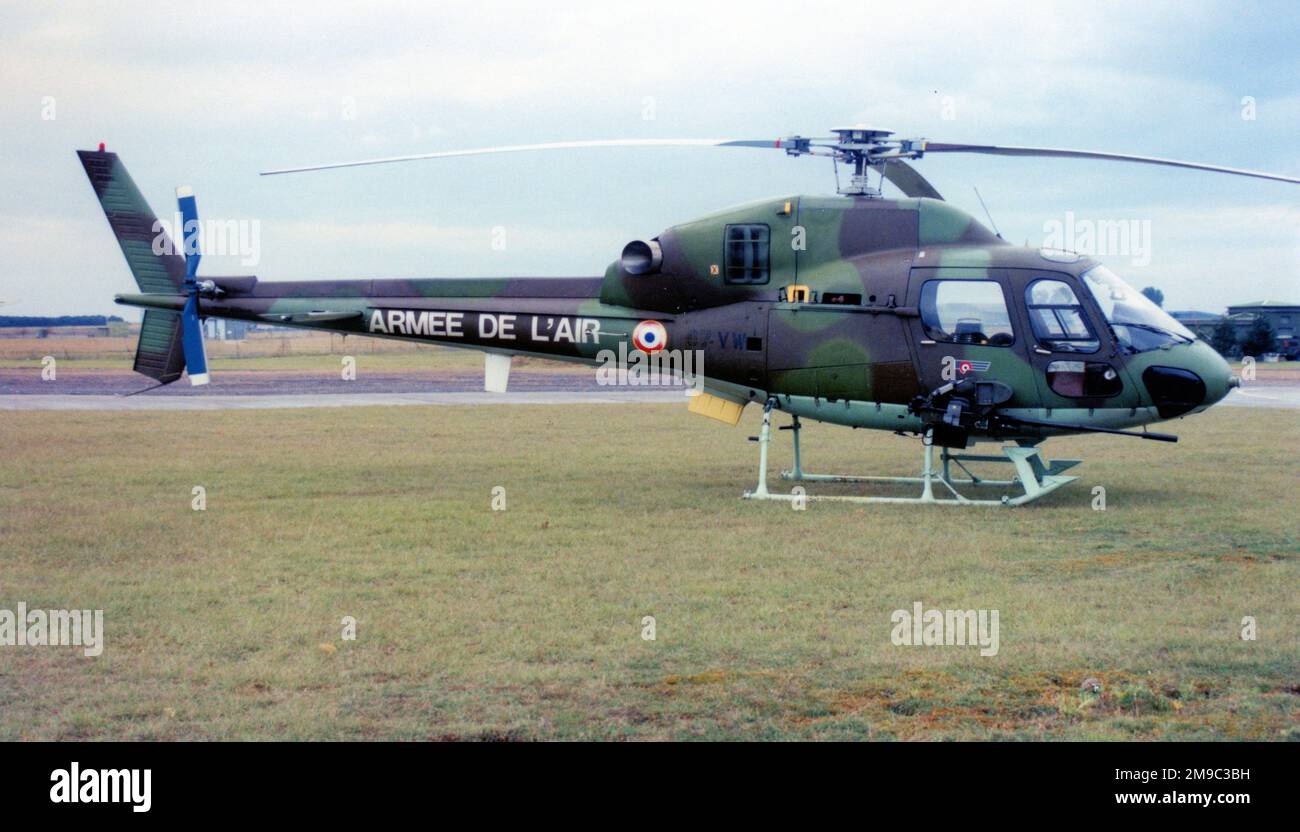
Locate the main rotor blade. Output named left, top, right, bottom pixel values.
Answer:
left=923, top=143, right=1300, bottom=185
left=260, top=138, right=799, bottom=176
left=879, top=159, right=943, bottom=200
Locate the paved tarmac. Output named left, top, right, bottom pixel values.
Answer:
left=1, top=364, right=1294, bottom=412
left=1220, top=385, right=1300, bottom=410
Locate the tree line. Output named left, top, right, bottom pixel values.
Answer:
left=0, top=315, right=125, bottom=328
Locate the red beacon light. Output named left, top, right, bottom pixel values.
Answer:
left=98, top=142, right=106, bottom=152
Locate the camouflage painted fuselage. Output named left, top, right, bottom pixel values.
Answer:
left=83, top=149, right=1234, bottom=441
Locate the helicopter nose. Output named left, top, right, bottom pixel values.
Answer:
left=1198, top=343, right=1237, bottom=406
left=1141, top=342, right=1234, bottom=417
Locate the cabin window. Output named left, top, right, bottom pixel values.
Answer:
left=919, top=280, right=1015, bottom=346
left=723, top=224, right=770, bottom=284
left=1025, top=279, right=1099, bottom=353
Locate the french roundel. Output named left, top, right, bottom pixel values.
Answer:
left=632, top=320, right=667, bottom=353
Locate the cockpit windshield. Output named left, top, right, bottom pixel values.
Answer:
left=1081, top=265, right=1196, bottom=352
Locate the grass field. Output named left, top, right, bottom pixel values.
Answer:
left=0, top=403, right=1296, bottom=740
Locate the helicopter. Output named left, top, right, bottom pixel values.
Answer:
left=78, top=126, right=1300, bottom=505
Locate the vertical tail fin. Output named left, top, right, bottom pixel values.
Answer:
left=79, top=148, right=205, bottom=387
left=77, top=149, right=186, bottom=293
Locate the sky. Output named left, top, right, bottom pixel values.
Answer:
left=0, top=0, right=1297, bottom=318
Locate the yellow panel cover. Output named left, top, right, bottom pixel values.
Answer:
left=687, top=392, right=746, bottom=426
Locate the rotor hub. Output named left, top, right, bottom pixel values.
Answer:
left=830, top=124, right=895, bottom=144
left=775, top=126, right=931, bottom=196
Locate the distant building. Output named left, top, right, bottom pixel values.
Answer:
left=1226, top=301, right=1298, bottom=358
left=204, top=318, right=249, bottom=341
left=1168, top=310, right=1222, bottom=340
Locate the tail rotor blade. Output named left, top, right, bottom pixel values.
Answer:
left=175, top=186, right=208, bottom=385
left=176, top=185, right=201, bottom=280
left=180, top=294, right=209, bottom=386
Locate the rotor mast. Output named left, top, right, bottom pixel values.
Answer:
left=832, top=125, right=893, bottom=197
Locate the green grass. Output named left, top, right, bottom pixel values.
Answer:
left=0, top=404, right=1296, bottom=740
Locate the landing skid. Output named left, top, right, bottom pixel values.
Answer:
left=742, top=400, right=1080, bottom=506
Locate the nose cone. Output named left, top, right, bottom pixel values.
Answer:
left=1195, top=342, right=1236, bottom=406
left=1140, top=341, right=1234, bottom=417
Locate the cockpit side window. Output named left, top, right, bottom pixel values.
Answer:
left=1025, top=279, right=1099, bottom=353
left=919, top=280, right=1015, bottom=346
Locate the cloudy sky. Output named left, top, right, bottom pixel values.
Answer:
left=1, top=0, right=1297, bottom=317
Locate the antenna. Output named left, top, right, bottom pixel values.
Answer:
left=973, top=186, right=1002, bottom=239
